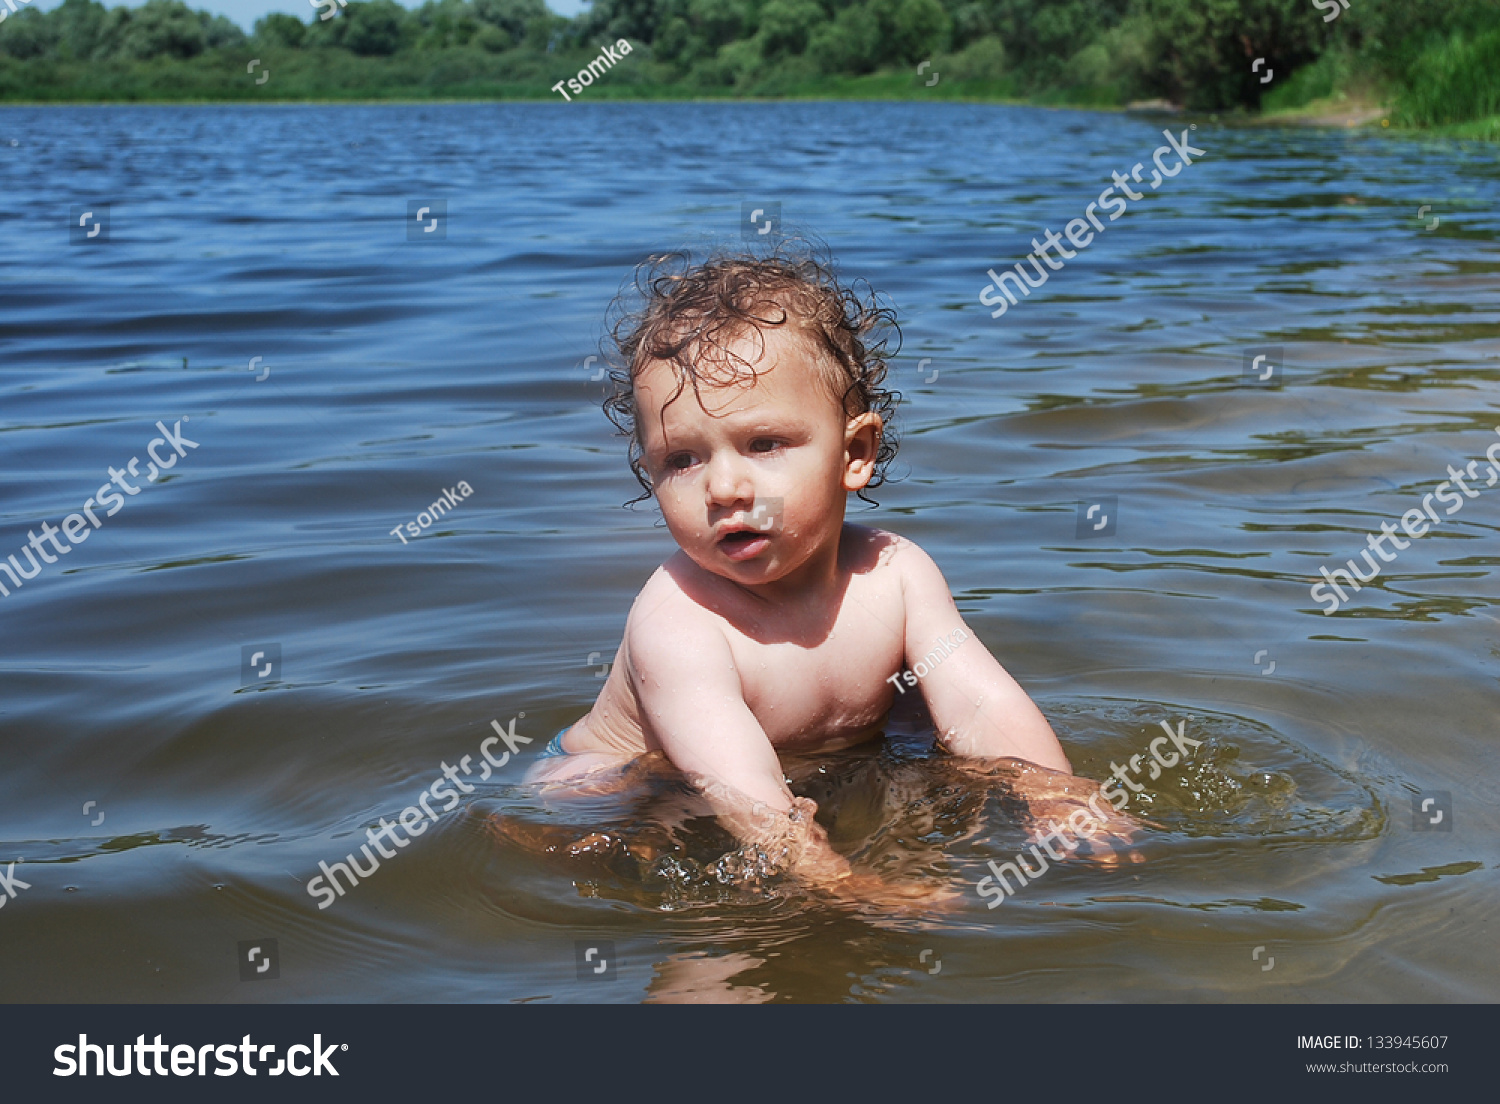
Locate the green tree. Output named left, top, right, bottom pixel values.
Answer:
left=201, top=10, right=245, bottom=49
left=689, top=0, right=746, bottom=48
left=118, top=0, right=209, bottom=59
left=1130, top=0, right=1330, bottom=108
left=892, top=0, right=950, bottom=62
left=474, top=0, right=549, bottom=39
left=521, top=12, right=568, bottom=50
left=977, top=0, right=1128, bottom=86
left=808, top=4, right=881, bottom=74
left=53, top=0, right=110, bottom=60
left=0, top=9, right=58, bottom=59
left=581, top=0, right=670, bottom=44
left=949, top=2, right=994, bottom=50
left=653, top=14, right=702, bottom=66
left=415, top=0, right=478, bottom=48
left=755, top=0, right=821, bottom=60
left=254, top=11, right=308, bottom=48
left=341, top=0, right=410, bottom=55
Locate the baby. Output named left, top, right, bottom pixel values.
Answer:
left=528, top=247, right=1124, bottom=906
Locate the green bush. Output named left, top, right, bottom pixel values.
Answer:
left=1348, top=0, right=1500, bottom=87
left=1258, top=44, right=1352, bottom=112
left=686, top=48, right=738, bottom=85
left=715, top=35, right=762, bottom=84
left=941, top=34, right=1006, bottom=81
left=473, top=23, right=512, bottom=52
left=1067, top=41, right=1111, bottom=87
left=1398, top=29, right=1500, bottom=125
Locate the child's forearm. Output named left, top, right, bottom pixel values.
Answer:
left=688, top=774, right=855, bottom=886
left=700, top=780, right=955, bottom=910
left=938, top=694, right=1072, bottom=773
left=717, top=792, right=852, bottom=883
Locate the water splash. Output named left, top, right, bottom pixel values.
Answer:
left=488, top=699, right=1380, bottom=913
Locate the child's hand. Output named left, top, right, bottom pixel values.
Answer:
left=704, top=790, right=960, bottom=916
left=954, top=756, right=1147, bottom=869
left=823, top=869, right=963, bottom=917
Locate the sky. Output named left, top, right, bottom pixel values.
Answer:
left=28, top=0, right=590, bottom=32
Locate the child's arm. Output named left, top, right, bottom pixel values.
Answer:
left=892, top=539, right=1072, bottom=773
left=624, top=609, right=856, bottom=887
left=891, top=540, right=1144, bottom=864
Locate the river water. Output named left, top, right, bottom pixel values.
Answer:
left=1, top=101, right=1496, bottom=1002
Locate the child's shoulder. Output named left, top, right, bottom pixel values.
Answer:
left=841, top=523, right=940, bottom=575
left=842, top=525, right=957, bottom=611
left=622, top=552, right=739, bottom=638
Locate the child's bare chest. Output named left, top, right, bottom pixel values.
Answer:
left=721, top=578, right=907, bottom=750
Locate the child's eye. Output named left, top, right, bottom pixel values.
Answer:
left=664, top=453, right=694, bottom=471
left=749, top=438, right=782, bottom=454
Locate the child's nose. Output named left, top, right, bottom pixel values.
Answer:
left=704, top=452, right=754, bottom=507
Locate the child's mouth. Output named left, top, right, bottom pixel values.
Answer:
left=717, top=529, right=771, bottom=561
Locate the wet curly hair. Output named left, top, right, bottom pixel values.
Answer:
left=601, top=240, right=902, bottom=506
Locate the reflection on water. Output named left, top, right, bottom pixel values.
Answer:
left=0, top=102, right=1496, bottom=1003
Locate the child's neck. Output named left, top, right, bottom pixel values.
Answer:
left=724, top=524, right=850, bottom=608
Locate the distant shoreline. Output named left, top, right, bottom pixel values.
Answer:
left=1, top=93, right=1491, bottom=141
left=5, top=0, right=1496, bottom=144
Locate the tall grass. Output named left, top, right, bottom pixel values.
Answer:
left=1258, top=47, right=1356, bottom=114
left=1397, top=30, right=1500, bottom=126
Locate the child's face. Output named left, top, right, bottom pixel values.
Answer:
left=636, top=324, right=881, bottom=588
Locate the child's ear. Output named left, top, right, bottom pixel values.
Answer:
left=843, top=412, right=883, bottom=490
